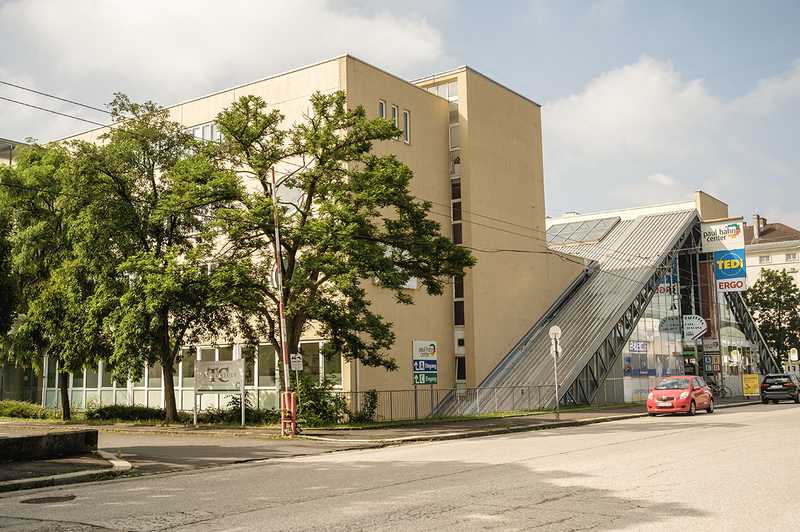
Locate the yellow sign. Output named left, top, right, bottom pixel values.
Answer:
left=742, top=374, right=760, bottom=396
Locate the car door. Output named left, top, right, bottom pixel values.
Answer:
left=693, top=377, right=709, bottom=408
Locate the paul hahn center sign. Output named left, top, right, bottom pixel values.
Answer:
left=701, top=218, right=747, bottom=293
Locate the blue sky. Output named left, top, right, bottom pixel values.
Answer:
left=2, top=0, right=799, bottom=227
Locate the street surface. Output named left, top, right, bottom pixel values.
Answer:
left=1, top=403, right=797, bottom=531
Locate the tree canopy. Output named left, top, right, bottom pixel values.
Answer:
left=214, top=91, right=476, bottom=374
left=743, top=268, right=800, bottom=363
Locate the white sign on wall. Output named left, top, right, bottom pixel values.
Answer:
left=195, top=359, right=244, bottom=392
left=700, top=218, right=745, bottom=253
left=683, top=315, right=708, bottom=340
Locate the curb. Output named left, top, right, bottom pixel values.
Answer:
left=302, top=401, right=758, bottom=443
left=0, top=450, right=131, bottom=494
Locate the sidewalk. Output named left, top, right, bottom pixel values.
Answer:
left=0, top=397, right=759, bottom=492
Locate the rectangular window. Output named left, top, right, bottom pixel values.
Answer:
left=450, top=178, right=461, bottom=200
left=452, top=201, right=462, bottom=222
left=454, top=276, right=464, bottom=299
left=403, top=110, right=410, bottom=143
left=759, top=255, right=771, bottom=264
left=450, top=149, right=460, bottom=175
left=454, top=300, right=465, bottom=326
left=787, top=253, right=797, bottom=261
left=449, top=125, right=459, bottom=149
left=455, top=356, right=466, bottom=381
left=258, top=345, right=276, bottom=387
left=391, top=106, right=398, bottom=140
left=452, top=223, right=462, bottom=245
left=378, top=100, right=386, bottom=119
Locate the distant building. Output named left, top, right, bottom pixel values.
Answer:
left=744, top=215, right=800, bottom=287
left=0, top=138, right=26, bottom=166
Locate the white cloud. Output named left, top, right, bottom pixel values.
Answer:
left=543, top=55, right=800, bottom=228
left=0, top=0, right=444, bottom=141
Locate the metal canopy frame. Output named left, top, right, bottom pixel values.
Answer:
left=560, top=220, right=699, bottom=406
left=724, top=291, right=782, bottom=375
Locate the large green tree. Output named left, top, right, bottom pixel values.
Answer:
left=0, top=144, right=106, bottom=420
left=743, top=268, right=800, bottom=364
left=65, top=94, right=242, bottom=421
left=214, top=91, right=476, bottom=381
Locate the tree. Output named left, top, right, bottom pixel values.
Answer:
left=743, top=268, right=800, bottom=364
left=0, top=209, right=19, bottom=337
left=214, top=91, right=476, bottom=381
left=64, top=94, right=242, bottom=422
left=0, top=144, right=105, bottom=420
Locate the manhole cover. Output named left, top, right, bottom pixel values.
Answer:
left=21, top=495, right=76, bottom=504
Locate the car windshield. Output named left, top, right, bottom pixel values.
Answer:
left=764, top=375, right=791, bottom=384
left=655, top=378, right=690, bottom=390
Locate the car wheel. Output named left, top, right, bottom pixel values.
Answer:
left=688, top=400, right=696, bottom=416
left=794, top=394, right=800, bottom=404
left=773, top=399, right=780, bottom=404
left=762, top=397, right=769, bottom=404
left=706, top=399, right=714, bottom=414
left=648, top=413, right=657, bottom=417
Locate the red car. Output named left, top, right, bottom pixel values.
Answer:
left=646, top=375, right=714, bottom=416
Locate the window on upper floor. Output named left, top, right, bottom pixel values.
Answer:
left=378, top=100, right=386, bottom=119
left=787, top=253, right=798, bottom=261
left=759, top=255, right=771, bottom=263
left=403, top=110, right=410, bottom=143
left=391, top=105, right=398, bottom=140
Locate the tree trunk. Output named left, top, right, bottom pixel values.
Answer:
left=162, top=363, right=179, bottom=422
left=58, top=359, right=71, bottom=421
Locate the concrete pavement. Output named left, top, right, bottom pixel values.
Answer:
left=0, top=397, right=761, bottom=492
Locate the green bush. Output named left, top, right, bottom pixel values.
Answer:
left=197, top=394, right=280, bottom=425
left=348, top=389, right=379, bottom=423
left=0, top=400, right=58, bottom=419
left=84, top=403, right=166, bottom=422
left=291, top=372, right=348, bottom=427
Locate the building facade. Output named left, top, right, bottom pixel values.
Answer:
left=39, top=55, right=582, bottom=412
left=744, top=214, right=800, bottom=288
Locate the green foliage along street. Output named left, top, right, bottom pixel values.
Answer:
left=0, top=90, right=475, bottom=422
left=743, top=268, right=800, bottom=363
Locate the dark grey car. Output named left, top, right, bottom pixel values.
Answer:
left=760, top=374, right=800, bottom=404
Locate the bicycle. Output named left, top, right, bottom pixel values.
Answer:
left=708, top=382, right=732, bottom=398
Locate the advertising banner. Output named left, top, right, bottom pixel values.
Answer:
left=742, top=374, right=760, bottom=396
left=701, top=218, right=745, bottom=253
left=714, top=249, right=747, bottom=292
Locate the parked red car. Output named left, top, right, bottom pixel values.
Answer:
left=646, top=375, right=714, bottom=416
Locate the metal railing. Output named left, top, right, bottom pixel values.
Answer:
left=338, top=385, right=556, bottom=422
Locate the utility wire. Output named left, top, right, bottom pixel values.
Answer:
left=0, top=96, right=108, bottom=128
left=0, top=80, right=111, bottom=115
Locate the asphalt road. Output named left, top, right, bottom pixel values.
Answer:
left=1, top=403, right=798, bottom=531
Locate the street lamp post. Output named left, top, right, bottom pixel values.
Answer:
left=272, top=167, right=297, bottom=436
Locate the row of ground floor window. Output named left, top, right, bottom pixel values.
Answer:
left=40, top=341, right=341, bottom=412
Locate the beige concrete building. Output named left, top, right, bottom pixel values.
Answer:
left=42, top=55, right=582, bottom=412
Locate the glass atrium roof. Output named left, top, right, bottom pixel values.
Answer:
left=546, top=217, right=620, bottom=245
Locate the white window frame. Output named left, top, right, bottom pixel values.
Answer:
left=403, top=110, right=410, bottom=143
left=759, top=255, right=772, bottom=264
left=378, top=100, right=386, bottom=119
left=391, top=105, right=398, bottom=140
left=786, top=253, right=798, bottom=261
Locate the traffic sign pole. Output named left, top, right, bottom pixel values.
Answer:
left=549, top=326, right=562, bottom=421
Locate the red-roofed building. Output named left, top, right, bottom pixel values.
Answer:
left=744, top=215, right=800, bottom=288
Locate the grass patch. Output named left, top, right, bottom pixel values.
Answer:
left=0, top=399, right=59, bottom=419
